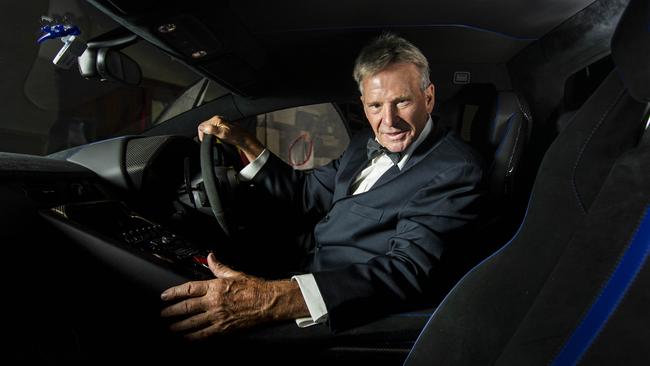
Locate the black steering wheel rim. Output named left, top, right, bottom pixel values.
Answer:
left=200, top=134, right=230, bottom=236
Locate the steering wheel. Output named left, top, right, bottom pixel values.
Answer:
left=200, top=134, right=230, bottom=236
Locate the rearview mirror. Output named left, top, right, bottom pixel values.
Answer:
left=77, top=31, right=142, bottom=86
left=78, top=48, right=141, bottom=86
left=96, top=48, right=142, bottom=86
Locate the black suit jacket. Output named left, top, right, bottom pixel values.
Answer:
left=252, top=122, right=484, bottom=331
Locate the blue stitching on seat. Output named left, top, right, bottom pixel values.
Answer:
left=551, top=205, right=650, bottom=366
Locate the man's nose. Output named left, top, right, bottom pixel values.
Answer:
left=382, top=104, right=398, bottom=126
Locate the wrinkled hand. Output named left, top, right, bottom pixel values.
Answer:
left=160, top=253, right=308, bottom=340
left=197, top=116, right=264, bottom=162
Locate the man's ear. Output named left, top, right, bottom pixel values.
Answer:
left=425, top=84, right=435, bottom=113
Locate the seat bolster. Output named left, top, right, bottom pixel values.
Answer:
left=489, top=92, right=521, bottom=147
left=611, top=0, right=650, bottom=102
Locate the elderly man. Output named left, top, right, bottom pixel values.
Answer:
left=161, top=33, right=484, bottom=337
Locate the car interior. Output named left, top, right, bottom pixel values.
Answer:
left=1, top=0, right=648, bottom=364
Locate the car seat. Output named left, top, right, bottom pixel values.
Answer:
left=405, top=0, right=650, bottom=364
left=438, top=85, right=532, bottom=265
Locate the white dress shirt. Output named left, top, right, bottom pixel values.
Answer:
left=238, top=117, right=434, bottom=327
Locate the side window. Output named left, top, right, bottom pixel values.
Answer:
left=255, top=103, right=349, bottom=170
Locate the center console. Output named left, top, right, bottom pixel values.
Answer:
left=41, top=200, right=213, bottom=292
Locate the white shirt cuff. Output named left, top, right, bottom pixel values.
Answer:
left=238, top=149, right=270, bottom=181
left=292, top=274, right=329, bottom=328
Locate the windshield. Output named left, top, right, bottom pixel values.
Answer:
left=2, top=0, right=226, bottom=155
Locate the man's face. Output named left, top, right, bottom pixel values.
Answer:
left=360, top=63, right=435, bottom=153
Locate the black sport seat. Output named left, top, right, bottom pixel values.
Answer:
left=405, top=0, right=650, bottom=364
left=482, top=91, right=530, bottom=212
left=439, top=86, right=532, bottom=263
left=440, top=87, right=530, bottom=214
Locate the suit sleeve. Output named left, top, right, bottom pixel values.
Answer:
left=251, top=152, right=339, bottom=218
left=312, top=161, right=485, bottom=331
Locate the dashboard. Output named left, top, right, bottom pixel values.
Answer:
left=0, top=135, right=214, bottom=293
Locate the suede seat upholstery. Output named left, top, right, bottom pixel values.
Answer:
left=405, top=0, right=650, bottom=364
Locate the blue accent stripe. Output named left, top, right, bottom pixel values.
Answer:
left=552, top=206, right=650, bottom=366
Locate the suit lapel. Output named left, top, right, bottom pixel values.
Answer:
left=335, top=131, right=372, bottom=198
left=401, top=119, right=445, bottom=171
left=371, top=120, right=446, bottom=189
left=371, top=164, right=401, bottom=188
left=333, top=120, right=447, bottom=201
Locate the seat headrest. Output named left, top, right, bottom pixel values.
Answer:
left=611, top=0, right=650, bottom=102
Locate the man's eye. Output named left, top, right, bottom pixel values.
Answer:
left=397, top=100, right=410, bottom=107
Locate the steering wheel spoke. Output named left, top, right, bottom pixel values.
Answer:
left=200, top=134, right=231, bottom=236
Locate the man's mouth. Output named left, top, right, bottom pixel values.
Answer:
left=383, top=130, right=408, bottom=141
